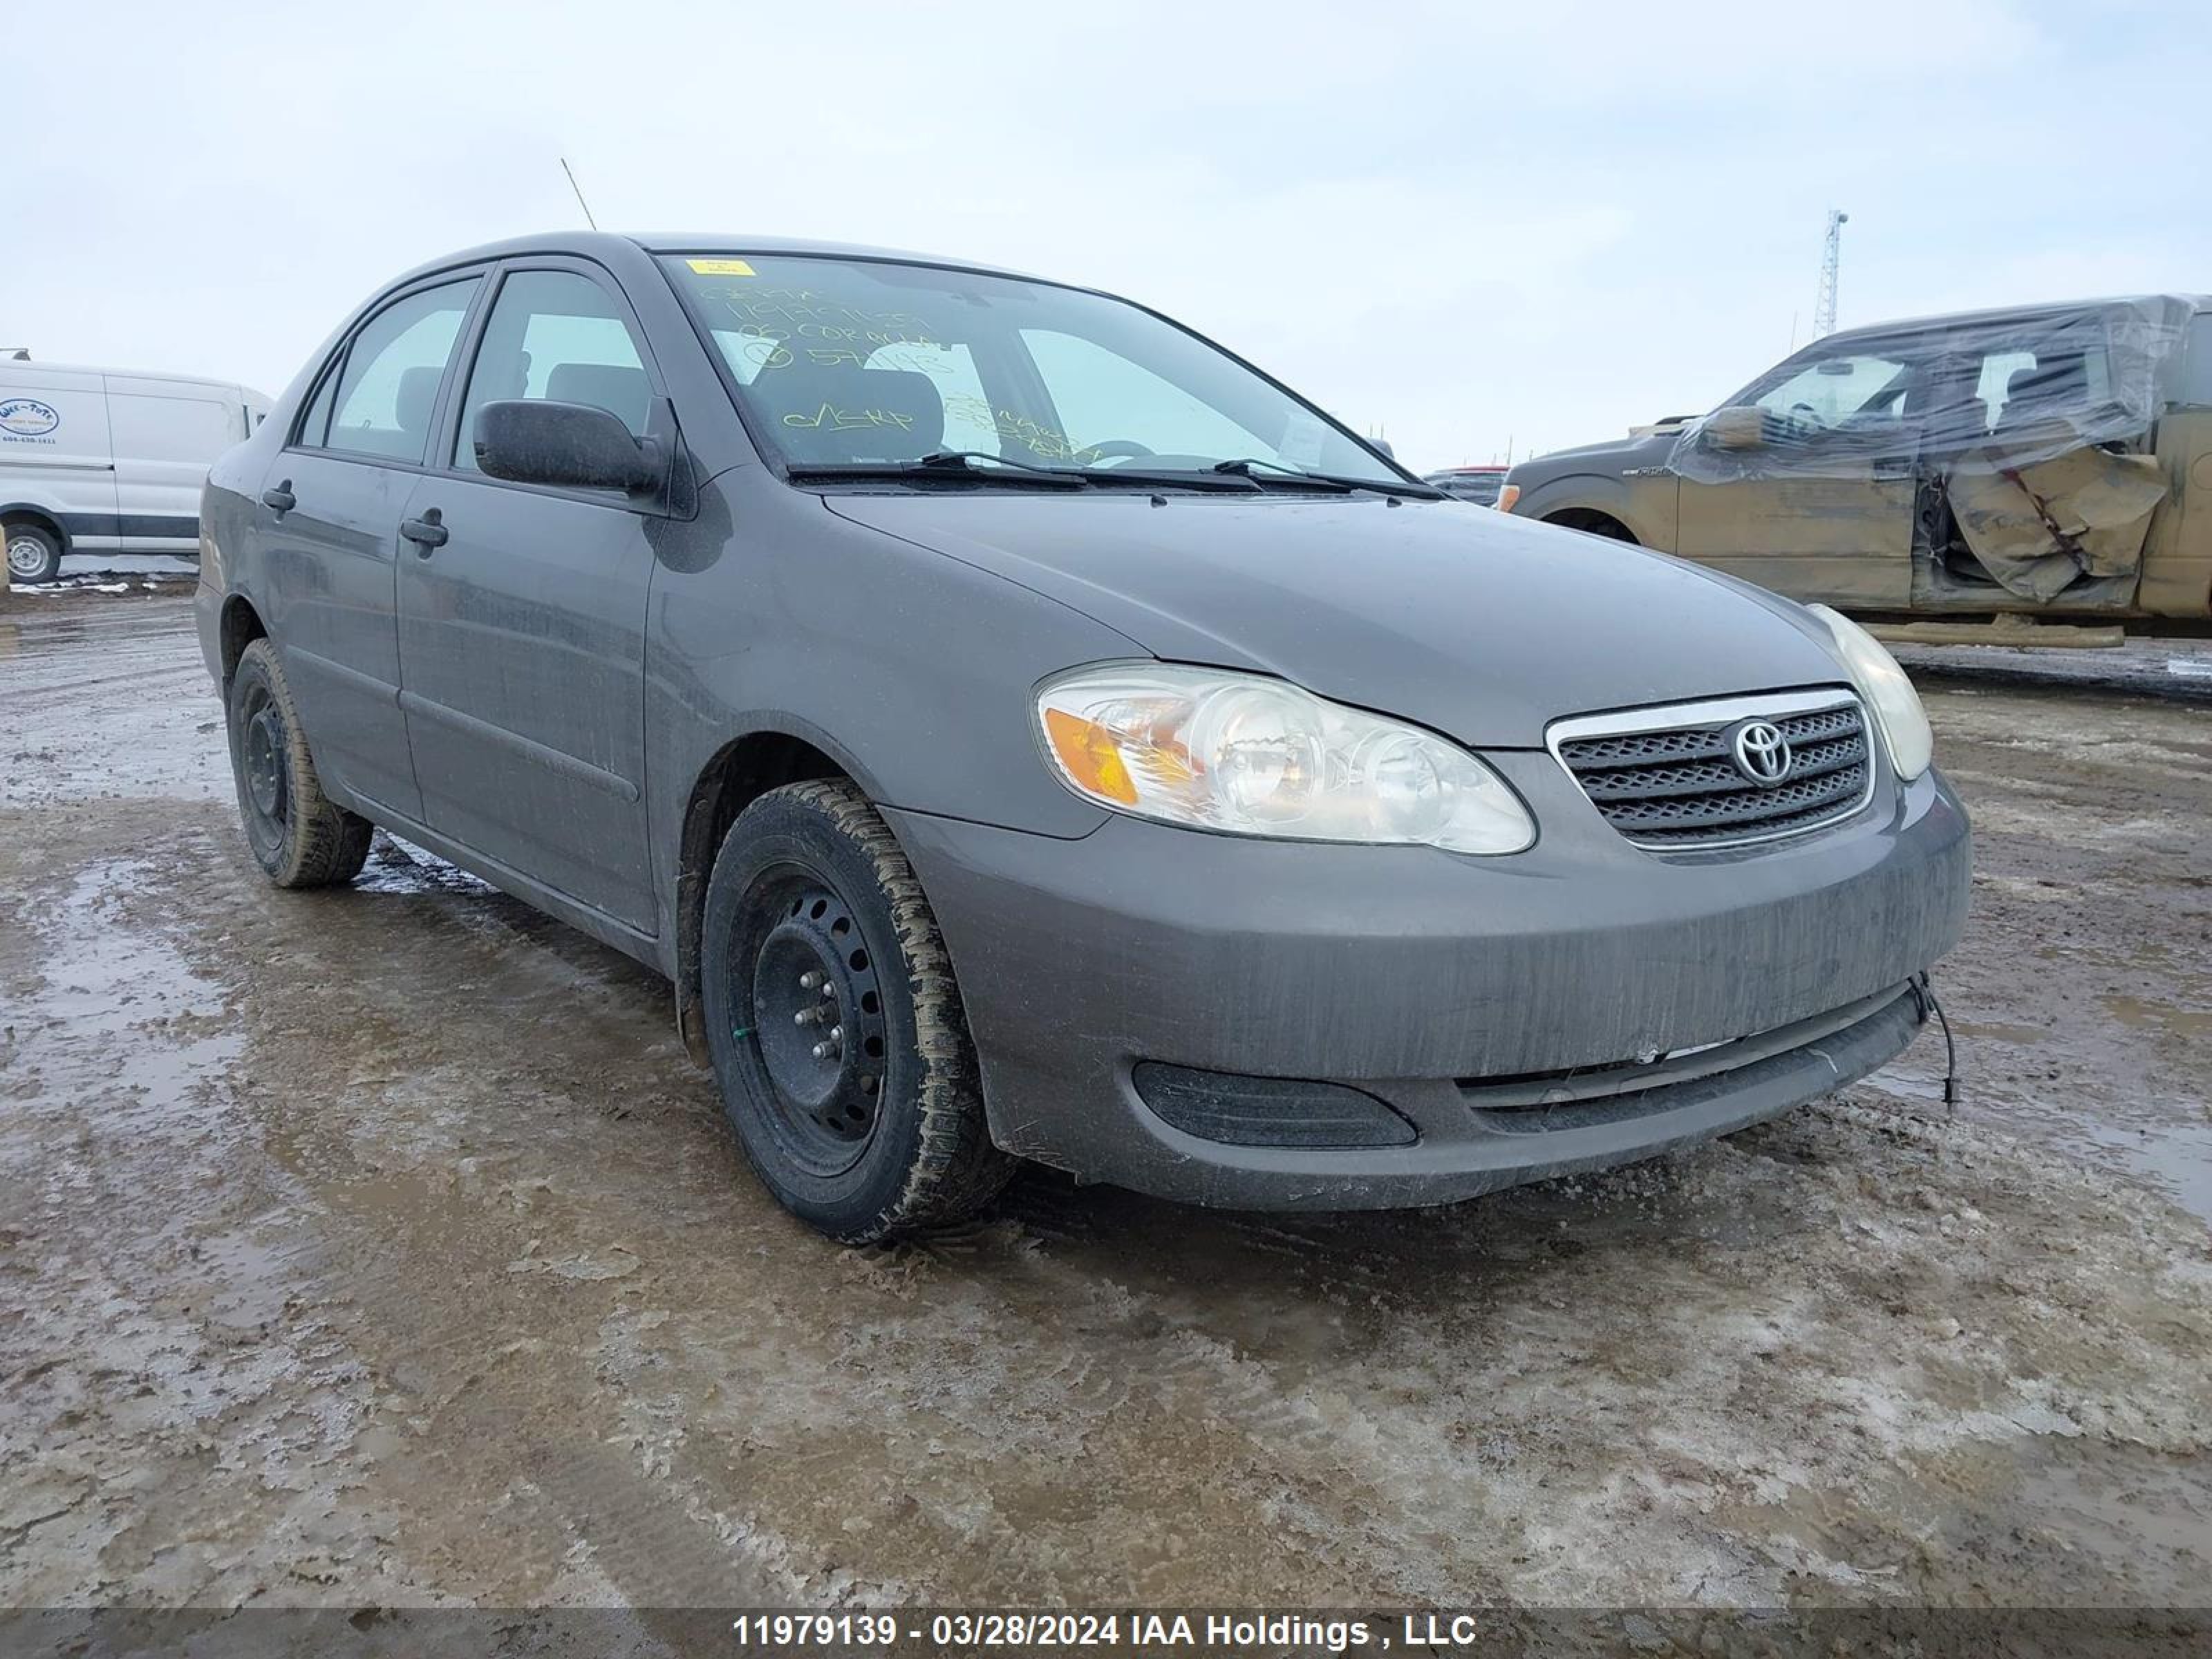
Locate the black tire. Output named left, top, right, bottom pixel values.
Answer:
left=702, top=779, right=1015, bottom=1242
left=225, top=639, right=374, bottom=888
left=5, top=520, right=63, bottom=585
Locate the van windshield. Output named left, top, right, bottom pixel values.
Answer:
left=661, top=254, right=1402, bottom=486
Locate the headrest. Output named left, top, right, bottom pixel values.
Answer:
left=395, top=365, right=442, bottom=437
left=546, top=362, right=653, bottom=434
left=747, top=364, right=946, bottom=462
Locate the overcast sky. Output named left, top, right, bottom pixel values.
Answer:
left=7, top=0, right=2209, bottom=471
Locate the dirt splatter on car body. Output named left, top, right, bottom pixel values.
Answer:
left=3, top=595, right=2209, bottom=1609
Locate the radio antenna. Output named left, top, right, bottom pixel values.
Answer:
left=561, top=157, right=600, bottom=231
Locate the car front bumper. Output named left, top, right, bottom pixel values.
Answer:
left=883, top=748, right=1971, bottom=1211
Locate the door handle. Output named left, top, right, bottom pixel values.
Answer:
left=400, top=508, right=449, bottom=553
left=261, top=480, right=296, bottom=514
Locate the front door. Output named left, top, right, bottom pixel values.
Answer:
left=1673, top=344, right=1920, bottom=608
left=256, top=274, right=483, bottom=823
left=393, top=263, right=660, bottom=932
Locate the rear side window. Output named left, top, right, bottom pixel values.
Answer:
left=2182, top=314, right=2212, bottom=406
left=319, top=279, right=479, bottom=464
left=450, top=269, right=650, bottom=472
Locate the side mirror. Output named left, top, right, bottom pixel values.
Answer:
left=474, top=400, right=660, bottom=492
left=1701, top=405, right=1769, bottom=451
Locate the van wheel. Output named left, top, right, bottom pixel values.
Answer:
left=702, top=779, right=1016, bottom=1243
left=225, top=639, right=374, bottom=888
left=5, top=521, right=62, bottom=585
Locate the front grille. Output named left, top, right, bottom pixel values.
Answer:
left=1553, top=694, right=1873, bottom=850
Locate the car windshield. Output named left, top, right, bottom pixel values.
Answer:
left=661, top=253, right=1403, bottom=486
left=1429, top=473, right=1501, bottom=503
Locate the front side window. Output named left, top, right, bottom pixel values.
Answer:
left=319, top=279, right=478, bottom=464
left=663, top=254, right=1398, bottom=483
left=451, top=269, right=653, bottom=472
left=1752, top=352, right=1913, bottom=431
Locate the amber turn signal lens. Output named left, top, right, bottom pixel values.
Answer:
left=1041, top=707, right=1139, bottom=804
left=1493, top=483, right=1521, bottom=514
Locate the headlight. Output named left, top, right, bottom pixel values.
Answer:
left=1808, top=605, right=1932, bottom=780
left=1035, top=664, right=1535, bottom=854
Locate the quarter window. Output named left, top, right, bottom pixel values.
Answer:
left=297, top=364, right=339, bottom=449
left=321, top=280, right=479, bottom=464
left=451, top=270, right=651, bottom=473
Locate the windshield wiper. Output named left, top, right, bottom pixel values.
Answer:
left=786, top=451, right=1261, bottom=494
left=918, top=449, right=1087, bottom=479
left=785, top=453, right=1086, bottom=489
left=1210, top=456, right=1445, bottom=498
left=918, top=451, right=1264, bottom=493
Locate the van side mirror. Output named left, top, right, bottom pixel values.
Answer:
left=1700, top=405, right=1769, bottom=451
left=474, top=400, right=660, bottom=492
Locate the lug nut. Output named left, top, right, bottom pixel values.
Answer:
left=800, top=971, right=821, bottom=990
left=820, top=982, right=837, bottom=998
left=829, top=1025, right=843, bottom=1042
left=811, top=1042, right=830, bottom=1060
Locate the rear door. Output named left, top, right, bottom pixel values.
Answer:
left=393, top=260, right=662, bottom=931
left=106, top=378, right=243, bottom=552
left=1673, top=344, right=1920, bottom=606
left=255, top=274, right=485, bottom=823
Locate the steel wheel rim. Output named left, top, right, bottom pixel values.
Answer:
left=6, top=535, right=50, bottom=579
left=731, top=870, right=891, bottom=1178
left=234, top=683, right=290, bottom=854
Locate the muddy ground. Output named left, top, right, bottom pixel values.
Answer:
left=2, top=589, right=2209, bottom=1614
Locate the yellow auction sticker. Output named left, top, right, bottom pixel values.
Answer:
left=687, top=258, right=756, bottom=276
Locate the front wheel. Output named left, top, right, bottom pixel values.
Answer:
left=702, top=779, right=1015, bottom=1242
left=225, top=639, right=375, bottom=888
left=5, top=521, right=63, bottom=585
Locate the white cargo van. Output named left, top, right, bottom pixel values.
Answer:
left=2, top=361, right=271, bottom=583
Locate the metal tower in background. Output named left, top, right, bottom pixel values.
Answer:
left=1814, top=209, right=1848, bottom=337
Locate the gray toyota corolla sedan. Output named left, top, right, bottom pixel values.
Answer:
left=196, top=233, right=1970, bottom=1241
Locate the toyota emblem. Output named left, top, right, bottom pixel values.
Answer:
left=1731, top=720, right=1793, bottom=785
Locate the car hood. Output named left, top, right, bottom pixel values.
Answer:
left=824, top=493, right=1848, bottom=749
left=1510, top=429, right=1676, bottom=484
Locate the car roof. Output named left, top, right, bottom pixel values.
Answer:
left=384, top=230, right=1045, bottom=288
left=1, top=361, right=263, bottom=398
left=1825, top=292, right=2210, bottom=345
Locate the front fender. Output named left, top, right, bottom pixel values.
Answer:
left=1512, top=470, right=1677, bottom=549
left=643, top=471, right=1131, bottom=942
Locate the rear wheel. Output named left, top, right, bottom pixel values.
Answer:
left=5, top=521, right=62, bottom=585
left=225, top=639, right=374, bottom=888
left=702, top=779, right=1015, bottom=1242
